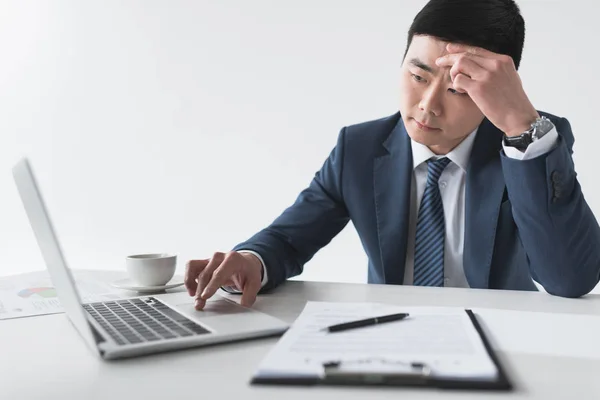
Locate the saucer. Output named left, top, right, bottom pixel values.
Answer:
left=111, top=278, right=185, bottom=293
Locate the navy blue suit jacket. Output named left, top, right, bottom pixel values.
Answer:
left=234, top=112, right=600, bottom=298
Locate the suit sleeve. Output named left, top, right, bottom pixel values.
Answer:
left=501, top=117, right=600, bottom=297
left=232, top=128, right=351, bottom=292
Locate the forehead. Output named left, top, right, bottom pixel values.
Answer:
left=406, top=35, right=450, bottom=60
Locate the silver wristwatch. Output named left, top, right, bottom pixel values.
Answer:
left=503, top=116, right=555, bottom=151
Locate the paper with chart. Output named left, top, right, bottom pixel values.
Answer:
left=254, top=301, right=499, bottom=380
left=0, top=270, right=127, bottom=320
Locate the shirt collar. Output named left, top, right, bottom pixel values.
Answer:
left=410, top=127, right=479, bottom=172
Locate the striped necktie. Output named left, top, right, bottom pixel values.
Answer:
left=413, top=157, right=451, bottom=287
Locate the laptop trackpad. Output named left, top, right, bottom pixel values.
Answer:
left=174, top=298, right=252, bottom=318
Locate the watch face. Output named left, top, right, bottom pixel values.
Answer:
left=534, top=117, right=554, bottom=139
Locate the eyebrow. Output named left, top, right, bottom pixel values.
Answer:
left=409, top=58, right=434, bottom=73
left=409, top=57, right=452, bottom=82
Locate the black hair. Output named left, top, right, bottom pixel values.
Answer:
left=404, top=0, right=525, bottom=69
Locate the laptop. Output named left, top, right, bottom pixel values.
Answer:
left=11, top=158, right=289, bottom=360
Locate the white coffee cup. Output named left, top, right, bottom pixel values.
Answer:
left=125, top=253, right=177, bottom=286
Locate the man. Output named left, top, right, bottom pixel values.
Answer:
left=185, top=0, right=600, bottom=309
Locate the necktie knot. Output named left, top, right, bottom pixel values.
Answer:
left=426, top=157, right=451, bottom=185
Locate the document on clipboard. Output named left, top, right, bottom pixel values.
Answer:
left=251, top=302, right=511, bottom=390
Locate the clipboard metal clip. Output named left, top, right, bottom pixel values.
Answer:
left=322, top=357, right=432, bottom=385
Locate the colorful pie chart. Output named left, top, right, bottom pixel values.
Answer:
left=17, top=287, right=57, bottom=298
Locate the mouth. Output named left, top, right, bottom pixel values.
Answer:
left=413, top=118, right=440, bottom=132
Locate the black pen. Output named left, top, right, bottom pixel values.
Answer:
left=324, top=312, right=410, bottom=333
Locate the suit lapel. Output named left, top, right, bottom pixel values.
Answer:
left=373, top=117, right=413, bottom=284
left=463, top=118, right=506, bottom=288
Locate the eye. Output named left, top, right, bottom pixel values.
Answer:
left=411, top=73, right=425, bottom=83
left=448, top=88, right=467, bottom=96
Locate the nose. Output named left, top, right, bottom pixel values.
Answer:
left=418, top=87, right=442, bottom=117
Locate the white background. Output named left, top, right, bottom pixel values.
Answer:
left=1, top=0, right=598, bottom=293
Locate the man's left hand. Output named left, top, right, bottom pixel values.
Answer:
left=436, top=43, right=539, bottom=137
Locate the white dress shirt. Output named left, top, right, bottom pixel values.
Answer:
left=404, top=126, right=558, bottom=287
left=236, top=124, right=559, bottom=291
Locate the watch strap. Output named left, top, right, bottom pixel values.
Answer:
left=503, top=116, right=553, bottom=151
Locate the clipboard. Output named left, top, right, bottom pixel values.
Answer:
left=251, top=310, right=512, bottom=391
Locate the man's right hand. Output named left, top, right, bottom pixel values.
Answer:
left=184, top=251, right=263, bottom=310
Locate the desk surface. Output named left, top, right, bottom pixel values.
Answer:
left=2, top=270, right=599, bottom=400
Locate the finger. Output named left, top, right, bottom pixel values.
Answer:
left=240, top=275, right=262, bottom=307
left=446, top=42, right=500, bottom=59
left=196, top=253, right=225, bottom=298
left=221, top=277, right=237, bottom=287
left=437, top=52, right=499, bottom=71
left=436, top=53, right=487, bottom=81
left=448, top=56, right=486, bottom=83
left=200, top=256, right=242, bottom=301
left=197, top=278, right=238, bottom=310
left=195, top=252, right=225, bottom=309
left=184, top=259, right=209, bottom=296
left=229, top=274, right=243, bottom=291
left=452, top=73, right=476, bottom=95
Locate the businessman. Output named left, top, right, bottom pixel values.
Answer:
left=185, top=0, right=600, bottom=309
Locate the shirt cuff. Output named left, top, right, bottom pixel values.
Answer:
left=502, top=126, right=559, bottom=160
left=220, top=250, right=269, bottom=294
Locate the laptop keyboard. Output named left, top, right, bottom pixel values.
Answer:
left=83, top=298, right=210, bottom=346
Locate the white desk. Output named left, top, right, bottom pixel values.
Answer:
left=1, top=270, right=600, bottom=399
